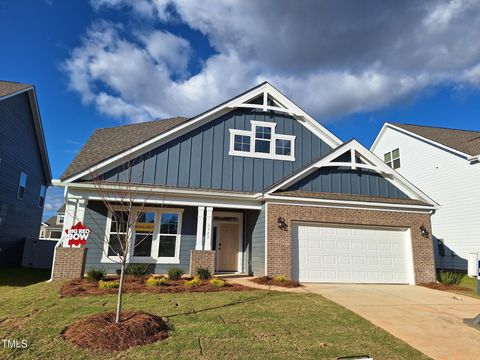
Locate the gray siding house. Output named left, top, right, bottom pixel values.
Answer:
left=0, top=81, right=51, bottom=267
left=53, top=82, right=439, bottom=284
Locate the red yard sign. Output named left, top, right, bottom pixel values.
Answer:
left=65, top=222, right=91, bottom=247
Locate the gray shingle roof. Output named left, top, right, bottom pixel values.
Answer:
left=392, top=123, right=480, bottom=157
left=61, top=117, right=189, bottom=180
left=0, top=80, right=32, bottom=98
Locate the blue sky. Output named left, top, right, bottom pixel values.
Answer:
left=1, top=0, right=480, bottom=219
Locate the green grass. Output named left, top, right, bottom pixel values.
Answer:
left=456, top=275, right=480, bottom=299
left=0, top=268, right=430, bottom=360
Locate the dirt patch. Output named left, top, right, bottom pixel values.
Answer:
left=250, top=276, right=302, bottom=288
left=63, top=311, right=169, bottom=351
left=419, top=282, right=471, bottom=291
left=60, top=276, right=254, bottom=297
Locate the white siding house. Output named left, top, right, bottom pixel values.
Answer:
left=371, top=123, right=480, bottom=270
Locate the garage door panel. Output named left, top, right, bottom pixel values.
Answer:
left=293, top=224, right=411, bottom=284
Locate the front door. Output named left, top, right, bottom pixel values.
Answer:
left=217, top=223, right=239, bottom=271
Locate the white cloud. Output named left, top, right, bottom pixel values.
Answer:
left=65, top=1, right=480, bottom=123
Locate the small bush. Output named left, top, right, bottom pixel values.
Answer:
left=438, top=271, right=464, bottom=285
left=195, top=267, right=212, bottom=280
left=98, top=280, right=120, bottom=289
left=168, top=267, right=185, bottom=280
left=145, top=276, right=168, bottom=287
left=126, top=263, right=150, bottom=277
left=184, top=277, right=201, bottom=287
left=274, top=275, right=286, bottom=282
left=209, top=278, right=225, bottom=287
left=86, top=267, right=106, bottom=281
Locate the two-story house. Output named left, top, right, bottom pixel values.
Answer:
left=52, top=83, right=438, bottom=284
left=0, top=80, right=51, bottom=267
left=372, top=122, right=480, bottom=271
left=39, top=205, right=65, bottom=239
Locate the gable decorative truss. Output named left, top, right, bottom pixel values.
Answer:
left=266, top=139, right=439, bottom=207
left=62, top=82, right=342, bottom=183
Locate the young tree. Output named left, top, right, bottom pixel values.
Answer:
left=66, top=153, right=158, bottom=323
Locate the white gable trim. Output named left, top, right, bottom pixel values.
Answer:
left=62, top=82, right=342, bottom=183
left=267, top=139, right=439, bottom=207
left=371, top=123, right=476, bottom=161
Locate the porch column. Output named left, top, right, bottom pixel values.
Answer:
left=195, top=206, right=205, bottom=250
left=204, top=207, right=213, bottom=250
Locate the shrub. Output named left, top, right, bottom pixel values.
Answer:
left=86, top=267, right=106, bottom=282
left=209, top=278, right=225, bottom=288
left=184, top=277, right=201, bottom=287
left=274, top=275, right=287, bottom=282
left=98, top=280, right=120, bottom=289
left=168, top=267, right=185, bottom=280
left=126, top=263, right=150, bottom=277
left=145, top=276, right=168, bottom=287
left=195, top=267, right=212, bottom=280
left=438, top=271, right=464, bottom=285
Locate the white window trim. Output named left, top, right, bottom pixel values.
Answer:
left=101, top=207, right=184, bottom=264
left=56, top=214, right=65, bottom=225
left=17, top=171, right=27, bottom=200
left=229, top=120, right=296, bottom=161
left=384, top=148, right=400, bottom=169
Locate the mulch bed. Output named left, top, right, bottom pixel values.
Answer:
left=250, top=276, right=302, bottom=288
left=419, top=282, right=471, bottom=292
left=60, top=276, right=254, bottom=297
left=63, top=311, right=169, bottom=351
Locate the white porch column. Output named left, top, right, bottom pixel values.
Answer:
left=195, top=206, right=205, bottom=250
left=204, top=207, right=213, bottom=251
left=61, top=195, right=77, bottom=247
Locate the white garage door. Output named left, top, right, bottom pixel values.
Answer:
left=292, top=224, right=413, bottom=284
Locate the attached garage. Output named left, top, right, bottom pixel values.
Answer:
left=292, top=223, right=414, bottom=284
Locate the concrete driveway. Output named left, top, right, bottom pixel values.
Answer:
left=303, top=283, right=480, bottom=360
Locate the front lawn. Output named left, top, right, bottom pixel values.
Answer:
left=0, top=269, right=429, bottom=359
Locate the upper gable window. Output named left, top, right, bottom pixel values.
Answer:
left=384, top=148, right=400, bottom=169
left=229, top=120, right=295, bottom=161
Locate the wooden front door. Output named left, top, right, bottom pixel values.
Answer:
left=217, top=223, right=239, bottom=271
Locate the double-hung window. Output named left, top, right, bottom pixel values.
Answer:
left=384, top=148, right=400, bottom=169
left=17, top=172, right=27, bottom=199
left=229, top=120, right=295, bottom=160
left=107, top=211, right=129, bottom=257
left=103, top=208, right=182, bottom=264
left=38, top=185, right=46, bottom=207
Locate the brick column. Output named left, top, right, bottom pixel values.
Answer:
left=189, top=250, right=216, bottom=275
left=51, top=247, right=88, bottom=281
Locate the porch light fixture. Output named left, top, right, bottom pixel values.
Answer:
left=420, top=225, right=429, bottom=238
left=277, top=217, right=288, bottom=231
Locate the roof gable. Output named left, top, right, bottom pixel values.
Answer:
left=61, top=82, right=342, bottom=182
left=0, top=80, right=32, bottom=99
left=266, top=139, right=438, bottom=207
left=372, top=123, right=480, bottom=159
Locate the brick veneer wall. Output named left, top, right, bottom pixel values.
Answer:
left=267, top=204, right=436, bottom=284
left=189, top=250, right=216, bottom=275
left=52, top=247, right=88, bottom=281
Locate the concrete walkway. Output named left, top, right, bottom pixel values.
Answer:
left=228, top=278, right=480, bottom=360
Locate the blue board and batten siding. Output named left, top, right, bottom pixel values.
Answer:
left=0, top=92, right=47, bottom=267
left=285, top=167, right=409, bottom=199
left=247, top=206, right=265, bottom=276
left=102, top=108, right=332, bottom=192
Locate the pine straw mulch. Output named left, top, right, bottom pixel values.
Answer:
left=60, top=276, right=254, bottom=297
left=419, top=282, right=471, bottom=292
left=249, top=276, right=302, bottom=288
left=62, top=311, right=169, bottom=351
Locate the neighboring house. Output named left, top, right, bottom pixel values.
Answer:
left=53, top=82, right=438, bottom=284
left=39, top=205, right=65, bottom=239
left=0, top=80, right=51, bottom=267
left=371, top=123, right=480, bottom=271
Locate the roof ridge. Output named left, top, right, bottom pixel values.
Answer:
left=391, top=122, right=480, bottom=134
left=0, top=79, right=33, bottom=87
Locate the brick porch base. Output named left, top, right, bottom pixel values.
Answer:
left=51, top=247, right=88, bottom=281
